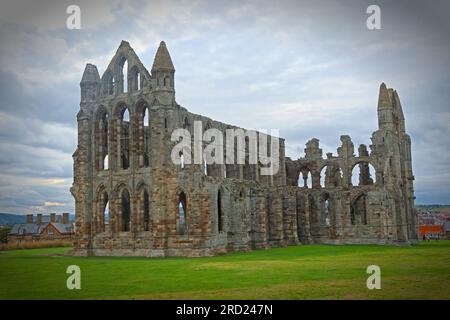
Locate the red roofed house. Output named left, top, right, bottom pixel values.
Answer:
left=8, top=213, right=74, bottom=243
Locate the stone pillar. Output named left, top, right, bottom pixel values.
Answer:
left=71, top=108, right=94, bottom=254
left=135, top=191, right=143, bottom=232
left=255, top=191, right=268, bottom=248
left=312, top=171, right=321, bottom=189
left=115, top=118, right=121, bottom=170
left=302, top=193, right=312, bottom=243
left=270, top=191, right=284, bottom=246
left=333, top=194, right=344, bottom=239
left=282, top=190, right=299, bottom=245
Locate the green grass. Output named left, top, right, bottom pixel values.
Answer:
left=1, top=241, right=449, bottom=299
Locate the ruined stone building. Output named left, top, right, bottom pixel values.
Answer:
left=71, top=41, right=418, bottom=256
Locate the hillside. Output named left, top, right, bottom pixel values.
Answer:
left=0, top=213, right=26, bottom=225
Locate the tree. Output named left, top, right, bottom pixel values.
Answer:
left=0, top=227, right=12, bottom=243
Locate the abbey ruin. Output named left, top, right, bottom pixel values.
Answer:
left=71, top=41, right=418, bottom=257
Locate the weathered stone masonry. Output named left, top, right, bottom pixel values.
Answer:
left=71, top=41, right=418, bottom=257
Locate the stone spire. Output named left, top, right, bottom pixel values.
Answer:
left=80, top=63, right=100, bottom=103
left=377, top=82, right=392, bottom=110
left=152, top=41, right=175, bottom=71
left=151, top=41, right=175, bottom=95
left=81, top=63, right=100, bottom=83
left=377, top=82, right=395, bottom=130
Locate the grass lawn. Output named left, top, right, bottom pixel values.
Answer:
left=0, top=241, right=449, bottom=299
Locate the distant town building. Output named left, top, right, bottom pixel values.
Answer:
left=418, top=225, right=444, bottom=239
left=417, top=212, right=446, bottom=239
left=8, top=213, right=74, bottom=243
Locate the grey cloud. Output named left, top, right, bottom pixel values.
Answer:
left=0, top=0, right=449, bottom=214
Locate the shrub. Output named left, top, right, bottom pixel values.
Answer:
left=0, top=227, right=12, bottom=243
left=0, top=240, right=73, bottom=251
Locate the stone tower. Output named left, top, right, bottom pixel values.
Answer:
left=370, top=83, right=417, bottom=242
left=71, top=41, right=417, bottom=257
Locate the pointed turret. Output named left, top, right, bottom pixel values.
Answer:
left=377, top=83, right=392, bottom=110
left=80, top=63, right=100, bottom=102
left=377, top=82, right=394, bottom=130
left=151, top=41, right=175, bottom=93
left=152, top=41, right=175, bottom=71
left=81, top=63, right=100, bottom=82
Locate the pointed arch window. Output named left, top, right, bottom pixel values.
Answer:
left=351, top=193, right=368, bottom=225
left=97, top=190, right=109, bottom=233
left=143, top=190, right=150, bottom=231
left=143, top=107, right=150, bottom=167
left=120, top=107, right=130, bottom=169
left=117, top=57, right=128, bottom=94
left=351, top=162, right=376, bottom=186
left=320, top=166, right=343, bottom=188
left=121, top=189, right=131, bottom=232
left=130, top=66, right=141, bottom=92
left=218, top=190, right=223, bottom=232
left=123, top=60, right=128, bottom=92
left=178, top=192, right=187, bottom=235
left=110, top=77, right=115, bottom=95
left=102, top=71, right=115, bottom=96
left=103, top=154, right=109, bottom=170
left=203, top=159, right=208, bottom=175
left=298, top=168, right=312, bottom=188
left=102, top=192, right=109, bottom=231
left=104, top=199, right=110, bottom=226
left=323, top=193, right=330, bottom=226
left=180, top=151, right=185, bottom=169
left=96, top=110, right=109, bottom=171
left=137, top=72, right=141, bottom=90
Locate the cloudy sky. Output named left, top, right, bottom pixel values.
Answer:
left=0, top=0, right=449, bottom=214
